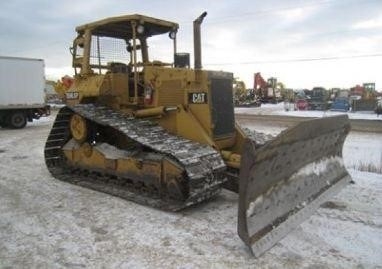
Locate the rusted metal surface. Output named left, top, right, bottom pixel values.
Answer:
left=238, top=115, right=351, bottom=257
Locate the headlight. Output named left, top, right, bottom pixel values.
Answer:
left=137, top=24, right=145, bottom=34
left=169, top=30, right=176, bottom=40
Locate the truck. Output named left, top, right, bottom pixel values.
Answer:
left=0, top=56, right=50, bottom=128
left=307, top=87, right=330, bottom=110
left=331, top=97, right=350, bottom=111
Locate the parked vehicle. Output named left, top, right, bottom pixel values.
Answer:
left=254, top=73, right=282, bottom=103
left=349, top=83, right=378, bottom=112
left=0, top=56, right=50, bottom=128
left=233, top=79, right=261, bottom=107
left=295, top=98, right=309, bottom=110
left=307, top=87, right=329, bottom=110
left=331, top=97, right=350, bottom=111
left=375, top=99, right=382, bottom=116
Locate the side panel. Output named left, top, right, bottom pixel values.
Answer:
left=0, top=56, right=45, bottom=106
left=144, top=66, right=190, bottom=107
left=208, top=72, right=235, bottom=138
left=66, top=74, right=106, bottom=106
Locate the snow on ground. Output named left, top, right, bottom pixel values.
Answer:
left=0, top=113, right=382, bottom=268
left=243, top=122, right=382, bottom=171
left=235, top=102, right=382, bottom=121
left=238, top=102, right=382, bottom=169
left=344, top=132, right=382, bottom=170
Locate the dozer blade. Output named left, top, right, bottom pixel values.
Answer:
left=238, top=115, right=351, bottom=257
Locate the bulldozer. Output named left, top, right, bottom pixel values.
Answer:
left=44, top=12, right=351, bottom=257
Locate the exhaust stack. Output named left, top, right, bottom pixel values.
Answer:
left=193, top=11, right=207, bottom=70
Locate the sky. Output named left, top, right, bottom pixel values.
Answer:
left=0, top=0, right=381, bottom=90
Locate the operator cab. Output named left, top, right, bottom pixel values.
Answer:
left=72, top=14, right=179, bottom=73
left=70, top=14, right=181, bottom=104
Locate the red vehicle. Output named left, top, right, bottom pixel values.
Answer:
left=254, top=72, right=281, bottom=103
left=295, top=98, right=309, bottom=110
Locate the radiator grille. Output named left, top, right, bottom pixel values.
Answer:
left=209, top=72, right=235, bottom=138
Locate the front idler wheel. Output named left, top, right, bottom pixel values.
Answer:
left=70, top=114, right=88, bottom=143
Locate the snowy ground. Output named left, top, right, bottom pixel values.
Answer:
left=0, top=113, right=382, bottom=268
left=237, top=103, right=382, bottom=169
left=235, top=102, right=382, bottom=121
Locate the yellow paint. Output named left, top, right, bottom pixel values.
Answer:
left=69, top=114, right=87, bottom=143
left=62, top=139, right=185, bottom=194
left=63, top=14, right=251, bottom=178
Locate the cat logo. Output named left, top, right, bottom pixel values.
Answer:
left=65, top=91, right=79, bottom=100
left=188, top=92, right=208, bottom=104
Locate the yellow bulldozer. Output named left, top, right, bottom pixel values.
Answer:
left=44, top=12, right=351, bottom=257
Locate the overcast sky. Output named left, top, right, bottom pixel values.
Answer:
left=1, top=0, right=381, bottom=90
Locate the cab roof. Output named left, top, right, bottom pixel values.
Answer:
left=75, top=14, right=179, bottom=39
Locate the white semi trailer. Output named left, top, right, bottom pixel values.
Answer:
left=0, top=56, right=50, bottom=128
